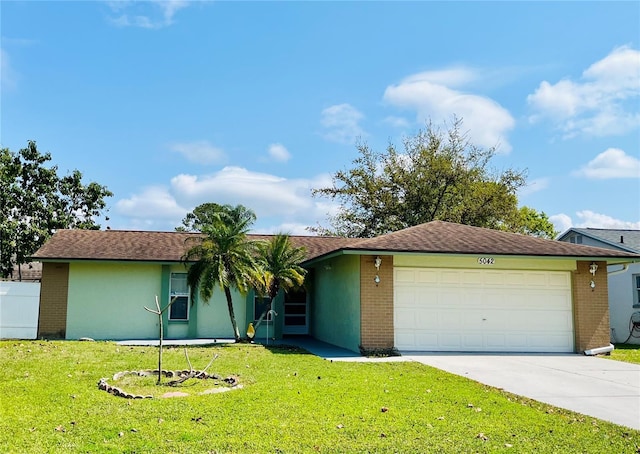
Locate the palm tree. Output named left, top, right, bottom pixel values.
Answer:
left=183, top=204, right=259, bottom=342
left=253, top=234, right=307, bottom=330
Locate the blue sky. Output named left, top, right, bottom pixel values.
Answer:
left=2, top=1, right=639, bottom=235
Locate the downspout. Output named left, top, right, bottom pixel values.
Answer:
left=607, top=263, right=629, bottom=277
left=584, top=344, right=614, bottom=356
left=605, top=263, right=631, bottom=346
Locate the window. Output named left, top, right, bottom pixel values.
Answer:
left=169, top=273, right=189, bottom=321
left=569, top=234, right=583, bottom=244
left=634, top=275, right=640, bottom=308
left=254, top=296, right=273, bottom=322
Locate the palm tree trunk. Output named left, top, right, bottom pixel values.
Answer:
left=253, top=296, right=275, bottom=331
left=224, top=286, right=241, bottom=341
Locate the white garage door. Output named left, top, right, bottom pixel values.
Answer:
left=394, top=268, right=574, bottom=352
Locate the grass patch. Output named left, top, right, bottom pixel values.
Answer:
left=610, top=343, right=640, bottom=364
left=1, top=340, right=638, bottom=453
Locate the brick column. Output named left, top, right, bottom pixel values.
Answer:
left=572, top=260, right=610, bottom=352
left=360, top=255, right=394, bottom=350
left=37, top=262, right=69, bottom=338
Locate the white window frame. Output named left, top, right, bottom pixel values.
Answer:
left=169, top=273, right=190, bottom=321
left=633, top=274, right=640, bottom=308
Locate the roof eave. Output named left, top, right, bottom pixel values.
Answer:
left=302, top=248, right=640, bottom=267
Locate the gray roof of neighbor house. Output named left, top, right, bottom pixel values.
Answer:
left=1, top=262, right=43, bottom=282
left=558, top=228, right=640, bottom=254
left=31, top=221, right=640, bottom=265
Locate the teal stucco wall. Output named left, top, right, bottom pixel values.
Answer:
left=311, top=255, right=361, bottom=352
left=195, top=286, right=248, bottom=339
left=65, top=261, right=248, bottom=340
left=66, top=262, right=163, bottom=340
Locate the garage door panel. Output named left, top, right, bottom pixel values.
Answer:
left=529, top=334, right=573, bottom=350
left=483, top=273, right=505, bottom=286
left=415, top=333, right=439, bottom=349
left=417, top=310, right=442, bottom=329
left=437, top=311, right=463, bottom=329
left=505, top=334, right=528, bottom=348
left=486, top=334, right=507, bottom=348
left=503, top=272, right=527, bottom=286
left=416, top=270, right=438, bottom=284
left=463, top=271, right=485, bottom=285
left=548, top=273, right=571, bottom=287
left=440, top=333, right=463, bottom=348
left=394, top=267, right=574, bottom=352
left=395, top=309, right=418, bottom=329
left=440, top=271, right=462, bottom=285
left=395, top=269, right=417, bottom=283
left=395, top=330, right=416, bottom=348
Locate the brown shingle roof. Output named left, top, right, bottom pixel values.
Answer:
left=32, top=230, right=198, bottom=262
left=343, top=221, right=640, bottom=258
left=31, top=229, right=360, bottom=263
left=31, top=221, right=640, bottom=264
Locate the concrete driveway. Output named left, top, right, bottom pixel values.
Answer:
left=402, top=353, right=640, bottom=430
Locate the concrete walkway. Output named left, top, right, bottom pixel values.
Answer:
left=402, top=353, right=640, bottom=430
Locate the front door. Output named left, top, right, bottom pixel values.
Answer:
left=283, top=289, right=308, bottom=335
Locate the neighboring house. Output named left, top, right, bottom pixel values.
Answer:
left=558, top=228, right=640, bottom=345
left=2, top=262, right=42, bottom=282
left=32, top=221, right=640, bottom=354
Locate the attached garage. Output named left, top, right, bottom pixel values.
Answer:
left=394, top=267, right=574, bottom=352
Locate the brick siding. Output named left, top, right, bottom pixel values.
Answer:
left=572, top=260, right=610, bottom=352
left=37, top=262, right=69, bottom=338
left=360, top=255, right=394, bottom=349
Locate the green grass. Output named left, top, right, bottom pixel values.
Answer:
left=610, top=343, right=640, bottom=364
left=1, top=341, right=638, bottom=453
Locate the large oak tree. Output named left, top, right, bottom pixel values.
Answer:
left=0, top=141, right=112, bottom=279
left=311, top=119, right=556, bottom=239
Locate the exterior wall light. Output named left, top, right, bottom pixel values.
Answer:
left=589, top=262, right=598, bottom=291
left=374, top=256, right=382, bottom=271
left=374, top=275, right=380, bottom=284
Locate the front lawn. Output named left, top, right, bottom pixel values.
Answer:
left=610, top=343, right=640, bottom=364
left=0, top=341, right=638, bottom=453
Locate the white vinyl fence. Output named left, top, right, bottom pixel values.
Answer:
left=0, top=281, right=40, bottom=339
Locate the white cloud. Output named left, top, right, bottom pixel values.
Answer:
left=320, top=103, right=366, bottom=144
left=383, top=68, right=515, bottom=153
left=551, top=210, right=640, bottom=232
left=549, top=213, right=573, bottom=235
left=527, top=46, right=640, bottom=138
left=115, top=186, right=187, bottom=221
left=518, top=177, right=550, bottom=197
left=267, top=143, right=291, bottom=162
left=254, top=222, right=315, bottom=236
left=107, top=0, right=190, bottom=29
left=573, top=148, right=640, bottom=179
left=170, top=167, right=331, bottom=217
left=1, top=48, right=17, bottom=91
left=383, top=116, right=411, bottom=129
left=169, top=141, right=226, bottom=165
left=113, top=166, right=337, bottom=231
left=402, top=67, right=477, bottom=88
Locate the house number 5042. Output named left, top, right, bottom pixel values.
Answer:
left=477, top=257, right=495, bottom=265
